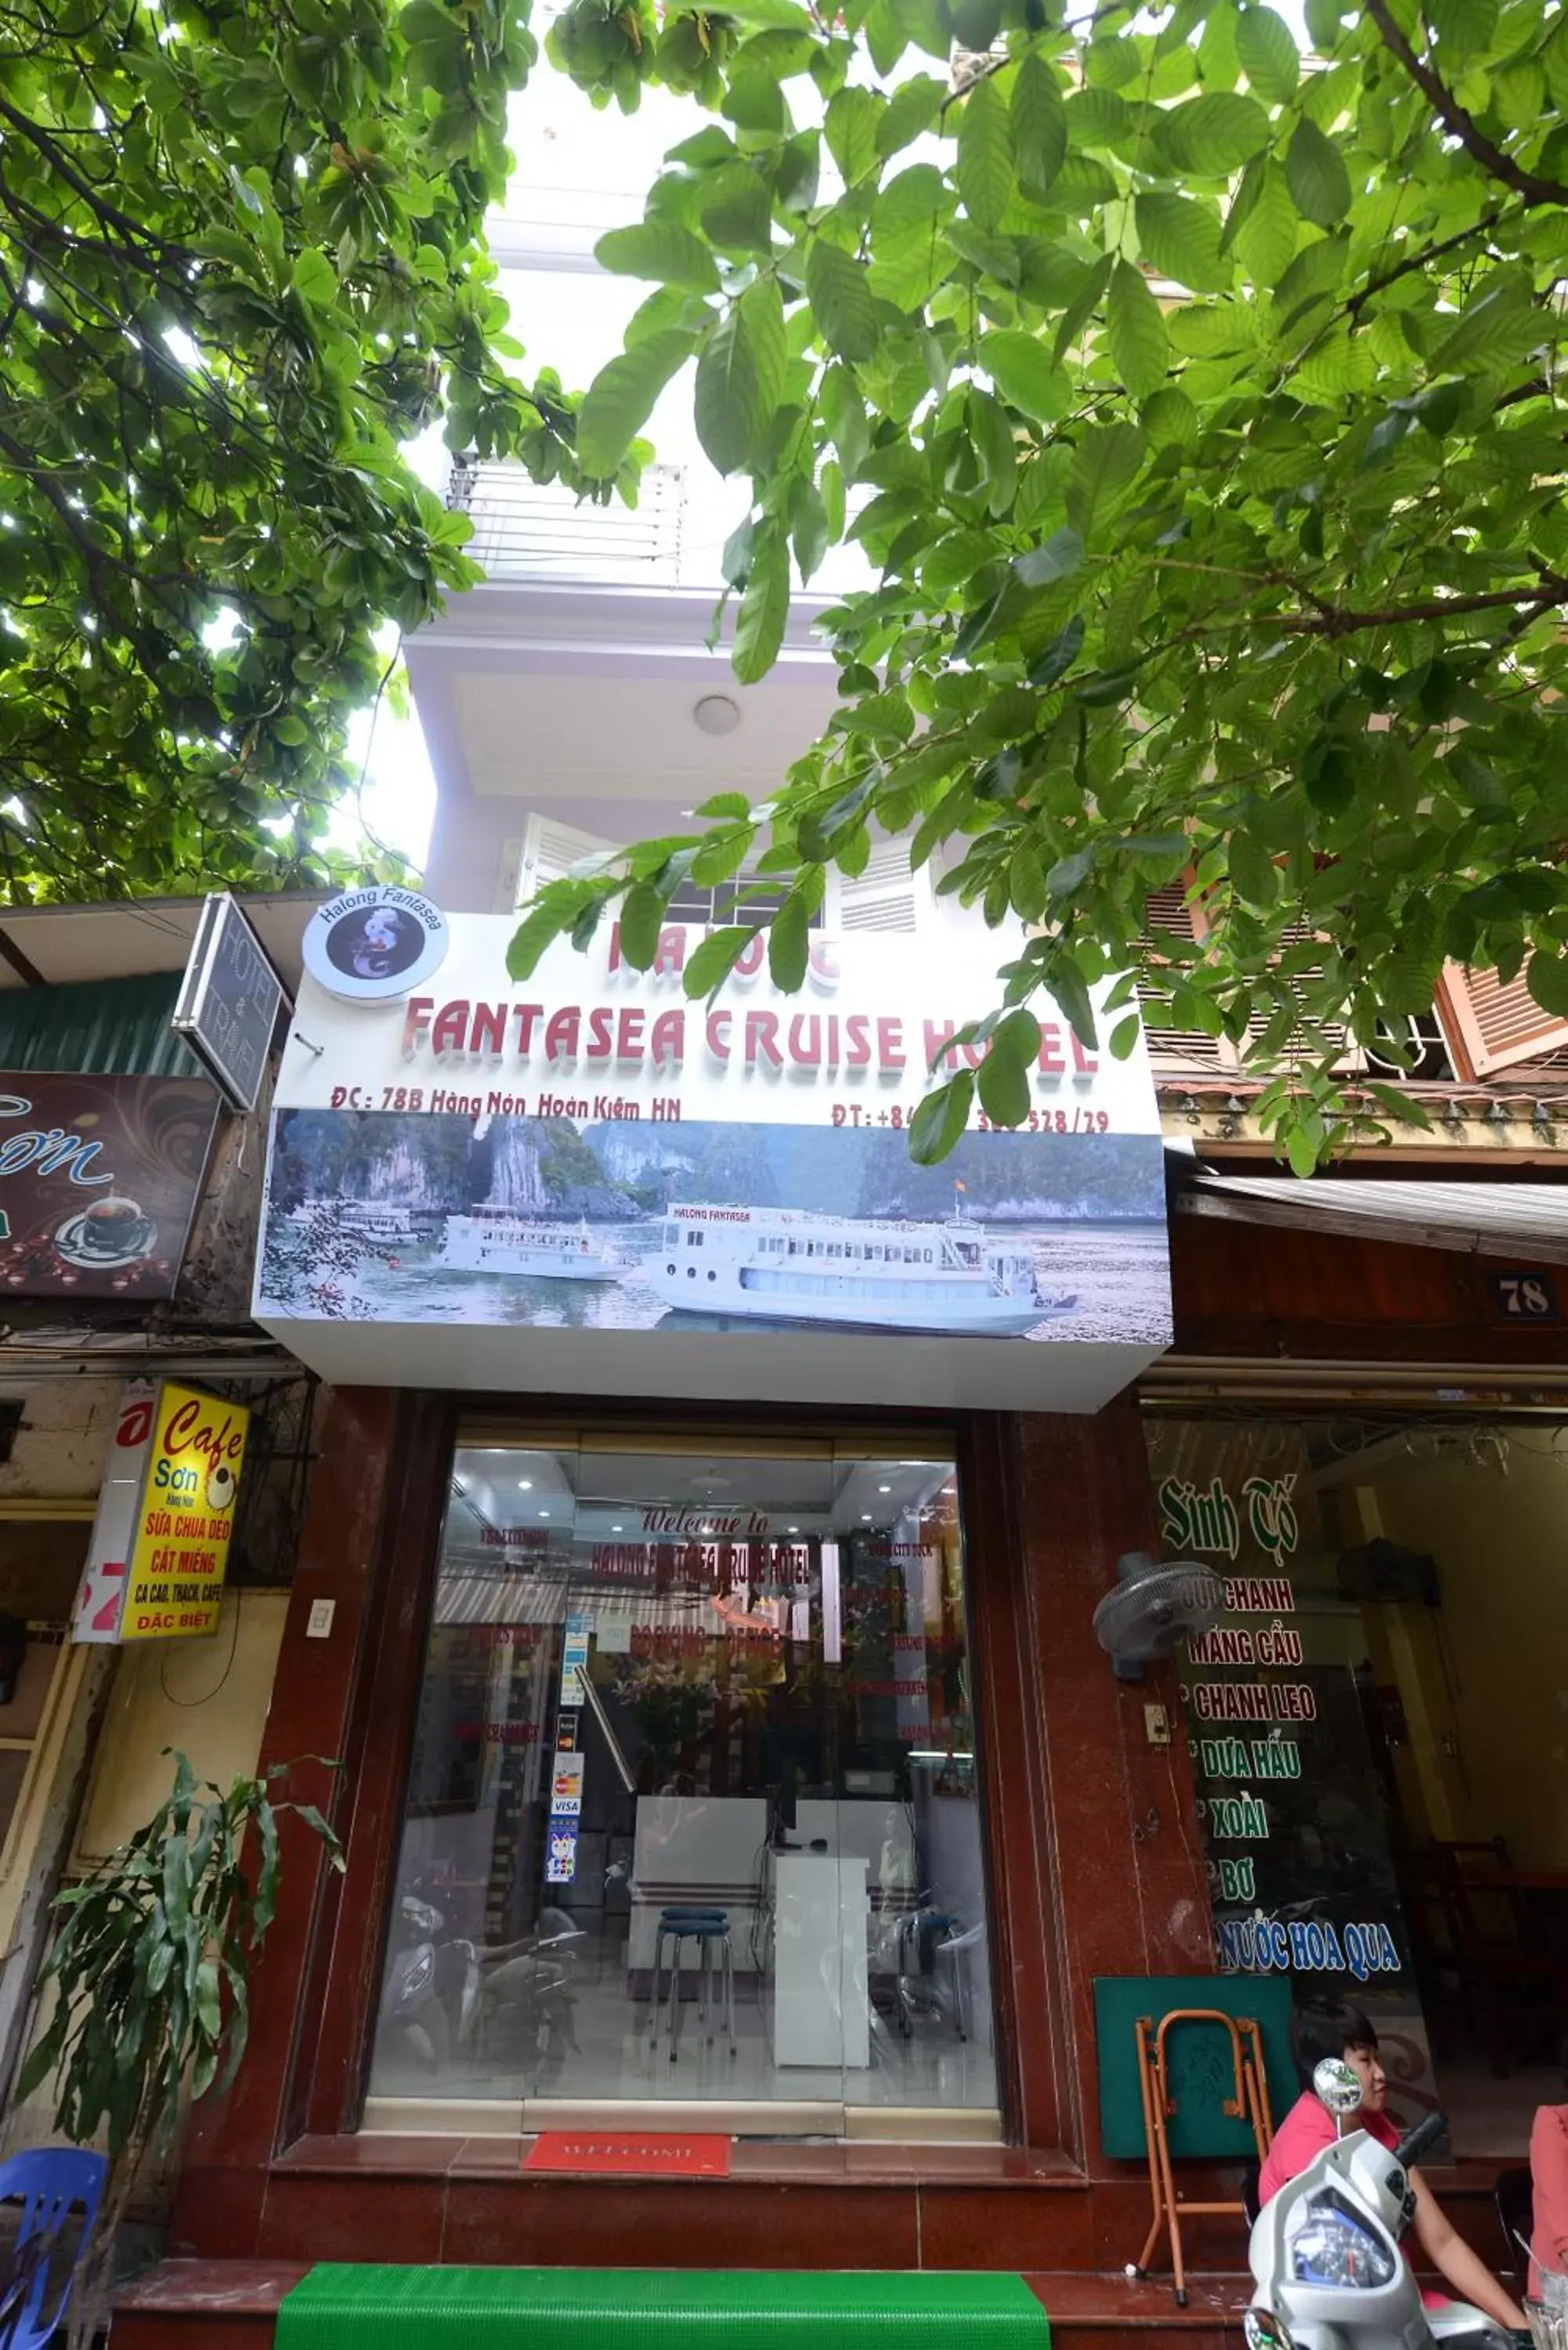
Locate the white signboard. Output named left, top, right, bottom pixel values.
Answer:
left=252, top=907, right=1171, bottom=1412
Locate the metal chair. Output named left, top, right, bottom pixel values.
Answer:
left=932, top=1919, right=986, bottom=2042
left=0, top=2148, right=107, bottom=2350
left=1495, top=2164, right=1535, bottom=2278
left=652, top=1908, right=735, bottom=2062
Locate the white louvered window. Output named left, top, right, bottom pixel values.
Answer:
left=505, top=812, right=619, bottom=913
left=826, top=837, right=933, bottom=934
left=1435, top=964, right=1568, bottom=1080
left=665, top=875, right=825, bottom=931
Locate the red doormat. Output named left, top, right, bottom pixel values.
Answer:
left=524, top=2133, right=732, bottom=2178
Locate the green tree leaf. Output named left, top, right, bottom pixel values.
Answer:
left=1235, top=5, right=1299, bottom=103
left=1135, top=190, right=1232, bottom=293
left=595, top=220, right=720, bottom=289
left=983, top=329, right=1068, bottom=420
left=768, top=886, right=811, bottom=988
left=1526, top=949, right=1568, bottom=1018
left=876, top=73, right=945, bottom=157
left=1285, top=116, right=1353, bottom=228
left=685, top=925, right=764, bottom=997
left=909, top=1070, right=975, bottom=1163
left=1107, top=260, right=1170, bottom=400
left=576, top=330, right=695, bottom=475
left=1155, top=90, right=1272, bottom=171
left=734, top=518, right=790, bottom=681
left=806, top=238, right=879, bottom=361
left=695, top=288, right=782, bottom=474
left=1014, top=525, right=1084, bottom=587
left=956, top=75, right=1016, bottom=232
left=1067, top=421, right=1147, bottom=537
left=700, top=161, right=775, bottom=252
left=826, top=85, right=883, bottom=186
left=977, top=1033, right=1031, bottom=1125
left=1012, top=50, right=1068, bottom=199
left=620, top=884, right=667, bottom=970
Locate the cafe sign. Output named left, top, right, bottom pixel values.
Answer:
left=74, top=1381, right=251, bottom=1644
left=0, top=1073, right=220, bottom=1298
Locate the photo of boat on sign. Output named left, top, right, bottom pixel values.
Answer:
left=254, top=1108, right=1169, bottom=1350
left=652, top=1205, right=1064, bottom=1335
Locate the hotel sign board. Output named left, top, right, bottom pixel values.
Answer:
left=252, top=906, right=1171, bottom=1412
left=171, top=892, right=287, bottom=1115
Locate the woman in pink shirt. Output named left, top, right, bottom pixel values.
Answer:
left=1261, top=1998, right=1526, bottom=2334
left=1529, top=2037, right=1568, bottom=2299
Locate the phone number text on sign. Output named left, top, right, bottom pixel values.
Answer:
left=830, top=1104, right=1114, bottom=1132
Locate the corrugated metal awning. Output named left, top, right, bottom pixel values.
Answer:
left=0, top=972, right=201, bottom=1079
left=1176, top=1173, right=1568, bottom=1264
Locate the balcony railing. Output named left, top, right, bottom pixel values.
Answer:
left=448, top=455, right=685, bottom=587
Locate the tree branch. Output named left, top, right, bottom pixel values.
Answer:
left=1364, top=0, right=1568, bottom=207
left=1275, top=582, right=1568, bottom=635
left=0, top=92, right=197, bottom=259
left=1346, top=204, right=1508, bottom=319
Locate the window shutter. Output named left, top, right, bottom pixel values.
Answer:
left=828, top=840, right=933, bottom=934
left=1435, top=963, right=1568, bottom=1079
left=1136, top=880, right=1239, bottom=1073
left=512, top=812, right=618, bottom=910
left=493, top=838, right=524, bottom=915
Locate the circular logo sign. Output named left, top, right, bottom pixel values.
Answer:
left=302, top=887, right=449, bottom=1004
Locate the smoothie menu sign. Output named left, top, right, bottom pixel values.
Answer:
left=74, top=1379, right=251, bottom=1643
left=1146, top=1421, right=1429, bottom=2090
left=251, top=895, right=1173, bottom=1412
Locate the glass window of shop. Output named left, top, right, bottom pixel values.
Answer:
left=1145, top=1411, right=1568, bottom=2164
left=367, top=1430, right=999, bottom=2138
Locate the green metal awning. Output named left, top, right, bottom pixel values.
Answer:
left=0, top=971, right=201, bottom=1079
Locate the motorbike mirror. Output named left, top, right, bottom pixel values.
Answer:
left=1313, top=2057, right=1364, bottom=2126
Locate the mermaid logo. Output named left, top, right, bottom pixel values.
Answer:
left=302, top=887, right=449, bottom=1004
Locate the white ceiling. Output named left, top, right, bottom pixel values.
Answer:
left=452, top=669, right=840, bottom=802
left=0, top=891, right=327, bottom=994
left=406, top=581, right=839, bottom=808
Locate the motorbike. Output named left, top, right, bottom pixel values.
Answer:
left=1245, top=2059, right=1518, bottom=2350
left=471, top=1905, right=584, bottom=2088
left=376, top=1887, right=482, bottom=2077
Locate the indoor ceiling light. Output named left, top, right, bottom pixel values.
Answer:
left=518, top=1480, right=533, bottom=1490
left=862, top=1513, right=873, bottom=1521
left=693, top=692, right=742, bottom=737
left=612, top=1524, right=623, bottom=1532
left=539, top=1509, right=550, bottom=1518
left=878, top=1484, right=891, bottom=1492
left=788, top=1525, right=799, bottom=1533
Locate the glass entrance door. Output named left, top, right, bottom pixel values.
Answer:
left=366, top=1428, right=1000, bottom=2139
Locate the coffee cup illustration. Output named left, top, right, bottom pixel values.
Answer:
left=79, top=1197, right=149, bottom=1256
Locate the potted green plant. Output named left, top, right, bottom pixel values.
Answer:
left=15, top=1752, right=343, bottom=2350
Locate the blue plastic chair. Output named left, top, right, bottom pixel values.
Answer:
left=0, top=2149, right=107, bottom=2350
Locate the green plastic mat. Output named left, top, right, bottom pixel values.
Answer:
left=276, top=2266, right=1050, bottom=2350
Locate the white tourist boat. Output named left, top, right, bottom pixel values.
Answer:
left=341, top=1204, right=417, bottom=1244
left=439, top=1212, right=626, bottom=1281
left=647, top=1206, right=1068, bottom=1333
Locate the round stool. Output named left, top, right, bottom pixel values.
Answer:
left=653, top=1908, right=735, bottom=2060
